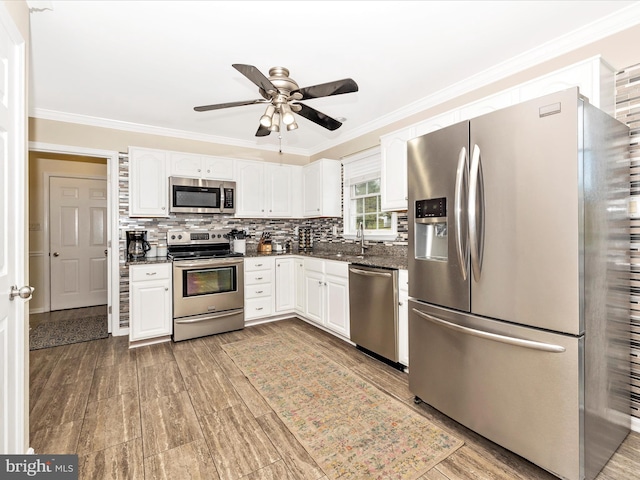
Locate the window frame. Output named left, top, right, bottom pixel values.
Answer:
left=342, top=149, right=397, bottom=241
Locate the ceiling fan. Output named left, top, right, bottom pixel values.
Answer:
left=194, top=64, right=359, bottom=137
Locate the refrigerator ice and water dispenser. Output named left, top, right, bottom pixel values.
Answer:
left=414, top=197, right=448, bottom=261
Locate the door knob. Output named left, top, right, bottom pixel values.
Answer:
left=104, top=249, right=108, bottom=256
left=52, top=252, right=60, bottom=257
left=10, top=285, right=34, bottom=301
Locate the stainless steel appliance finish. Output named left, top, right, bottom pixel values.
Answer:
left=349, top=265, right=399, bottom=363
left=408, top=88, right=630, bottom=480
left=169, top=176, right=236, bottom=214
left=168, top=229, right=244, bottom=341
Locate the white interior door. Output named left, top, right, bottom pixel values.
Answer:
left=50, top=177, right=108, bottom=310
left=0, top=6, right=28, bottom=454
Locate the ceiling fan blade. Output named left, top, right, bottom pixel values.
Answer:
left=255, top=123, right=271, bottom=137
left=233, top=64, right=278, bottom=95
left=194, top=98, right=268, bottom=112
left=293, top=103, right=342, bottom=131
left=292, top=78, right=358, bottom=100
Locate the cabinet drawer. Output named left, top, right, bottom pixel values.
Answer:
left=325, top=260, right=348, bottom=278
left=245, top=270, right=273, bottom=285
left=245, top=284, right=272, bottom=299
left=130, top=263, right=170, bottom=282
left=245, top=297, right=273, bottom=319
left=304, top=258, right=324, bottom=273
left=245, top=257, right=273, bottom=271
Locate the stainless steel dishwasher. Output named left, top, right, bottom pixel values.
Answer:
left=348, top=264, right=399, bottom=364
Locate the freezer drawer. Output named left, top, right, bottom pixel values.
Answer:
left=409, top=299, right=582, bottom=480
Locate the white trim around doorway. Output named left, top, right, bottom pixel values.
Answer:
left=29, top=142, right=125, bottom=337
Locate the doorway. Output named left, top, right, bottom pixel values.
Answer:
left=28, top=147, right=122, bottom=336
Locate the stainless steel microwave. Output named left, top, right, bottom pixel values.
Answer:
left=169, top=177, right=236, bottom=214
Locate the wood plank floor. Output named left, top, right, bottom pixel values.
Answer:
left=29, top=317, right=640, bottom=479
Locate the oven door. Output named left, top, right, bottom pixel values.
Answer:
left=172, top=257, right=244, bottom=318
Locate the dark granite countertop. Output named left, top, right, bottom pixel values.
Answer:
left=244, top=250, right=407, bottom=270
left=125, top=256, right=172, bottom=266
left=125, top=248, right=408, bottom=270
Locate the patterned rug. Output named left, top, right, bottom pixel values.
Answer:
left=222, top=333, right=463, bottom=479
left=29, top=315, right=108, bottom=350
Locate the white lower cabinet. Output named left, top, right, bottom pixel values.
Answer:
left=244, top=257, right=275, bottom=320
left=294, top=258, right=305, bottom=314
left=398, top=269, right=409, bottom=367
left=275, top=257, right=295, bottom=312
left=129, top=263, right=172, bottom=342
left=303, top=258, right=350, bottom=338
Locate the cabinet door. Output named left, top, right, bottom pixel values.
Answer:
left=275, top=257, right=295, bottom=312
left=303, top=161, right=321, bottom=216
left=304, top=269, right=324, bottom=325
left=381, top=128, right=414, bottom=212
left=294, top=258, right=305, bottom=314
left=202, top=156, right=235, bottom=180
left=169, top=152, right=203, bottom=178
left=398, top=269, right=409, bottom=366
left=129, top=148, right=169, bottom=217
left=130, top=279, right=171, bottom=340
left=325, top=274, right=349, bottom=338
left=236, top=160, right=265, bottom=217
left=265, top=164, right=293, bottom=217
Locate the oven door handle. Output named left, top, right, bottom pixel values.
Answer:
left=174, top=309, right=244, bottom=324
left=173, top=259, right=244, bottom=268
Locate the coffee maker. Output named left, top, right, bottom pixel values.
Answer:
left=126, top=230, right=150, bottom=260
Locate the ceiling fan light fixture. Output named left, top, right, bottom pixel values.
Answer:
left=287, top=120, right=298, bottom=131
left=281, top=103, right=295, bottom=125
left=269, top=111, right=281, bottom=132
left=260, top=104, right=276, bottom=127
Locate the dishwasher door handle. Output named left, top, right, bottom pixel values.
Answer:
left=349, top=267, right=392, bottom=278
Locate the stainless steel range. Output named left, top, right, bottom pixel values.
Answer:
left=168, top=229, right=244, bottom=342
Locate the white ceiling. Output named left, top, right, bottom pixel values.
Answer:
left=28, top=1, right=640, bottom=156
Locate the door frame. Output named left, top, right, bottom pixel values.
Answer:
left=46, top=173, right=108, bottom=313
left=29, top=142, right=124, bottom=336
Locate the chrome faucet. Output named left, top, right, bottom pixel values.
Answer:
left=356, top=221, right=368, bottom=255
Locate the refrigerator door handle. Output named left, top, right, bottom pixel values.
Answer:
left=468, top=144, right=485, bottom=282
left=454, top=147, right=469, bottom=280
left=412, top=308, right=566, bottom=353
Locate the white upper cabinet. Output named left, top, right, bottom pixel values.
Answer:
left=236, top=160, right=265, bottom=217
left=129, top=147, right=169, bottom=217
left=380, top=127, right=415, bottom=212
left=236, top=160, right=302, bottom=218
left=303, top=158, right=341, bottom=217
left=379, top=56, right=614, bottom=213
left=169, top=152, right=235, bottom=180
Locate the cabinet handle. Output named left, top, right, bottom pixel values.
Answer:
left=399, top=301, right=404, bottom=306
left=146, top=272, right=157, bottom=276
left=256, top=276, right=263, bottom=280
left=256, top=290, right=263, bottom=294
left=207, top=169, right=210, bottom=173
left=256, top=307, right=263, bottom=311
left=255, top=263, right=263, bottom=266
left=318, top=280, right=322, bottom=285
left=161, top=206, right=166, bottom=210
left=198, top=168, right=201, bottom=172
left=165, top=287, right=169, bottom=291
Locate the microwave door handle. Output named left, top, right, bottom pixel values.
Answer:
left=219, top=183, right=225, bottom=213
left=454, top=146, right=469, bottom=281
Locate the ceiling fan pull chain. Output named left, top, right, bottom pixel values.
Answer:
left=278, top=132, right=283, bottom=154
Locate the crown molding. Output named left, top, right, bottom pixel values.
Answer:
left=30, top=2, right=640, bottom=157
left=30, top=108, right=311, bottom=157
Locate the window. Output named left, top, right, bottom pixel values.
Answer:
left=343, top=149, right=397, bottom=240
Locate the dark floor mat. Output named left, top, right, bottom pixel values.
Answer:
left=29, top=315, right=108, bottom=350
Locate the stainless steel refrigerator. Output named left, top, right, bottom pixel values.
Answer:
left=407, top=87, right=630, bottom=480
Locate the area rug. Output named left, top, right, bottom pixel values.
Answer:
left=29, top=315, right=108, bottom=350
left=222, top=333, right=463, bottom=479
